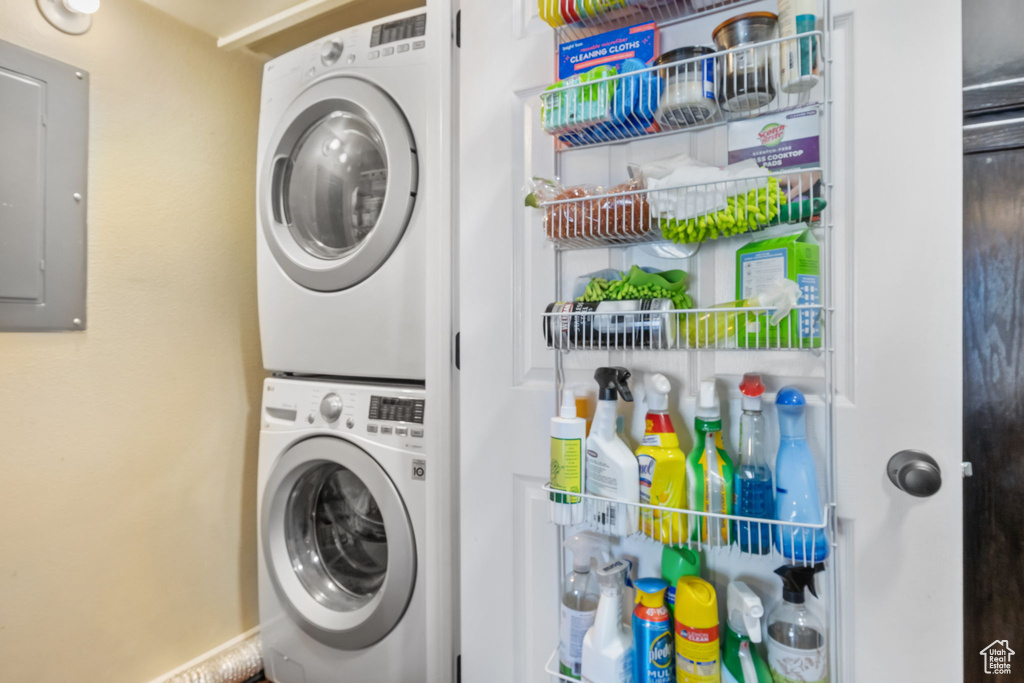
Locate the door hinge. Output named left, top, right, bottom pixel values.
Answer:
left=455, top=331, right=460, bottom=369
left=962, top=461, right=974, bottom=478
left=455, top=10, right=461, bottom=48
left=456, top=654, right=461, bottom=683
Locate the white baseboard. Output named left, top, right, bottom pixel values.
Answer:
left=147, top=626, right=261, bottom=683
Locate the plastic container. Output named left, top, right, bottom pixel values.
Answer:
left=582, top=559, right=634, bottom=683
left=661, top=546, right=701, bottom=617
left=772, top=387, right=829, bottom=562
left=766, top=564, right=827, bottom=683
left=734, top=373, right=773, bottom=554
left=686, top=379, right=734, bottom=546
left=561, top=534, right=613, bottom=679
left=722, top=582, right=772, bottom=683
left=585, top=368, right=640, bottom=536
left=654, top=47, right=718, bottom=129
left=551, top=389, right=588, bottom=525
left=634, top=374, right=688, bottom=544
left=712, top=12, right=778, bottom=113
left=778, top=0, right=821, bottom=93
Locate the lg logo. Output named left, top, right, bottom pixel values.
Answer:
left=412, top=459, right=426, bottom=481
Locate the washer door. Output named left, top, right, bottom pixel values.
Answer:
left=262, top=436, right=416, bottom=649
left=261, top=77, right=417, bottom=292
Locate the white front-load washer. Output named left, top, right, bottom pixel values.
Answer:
left=257, top=8, right=434, bottom=381
left=258, top=377, right=427, bottom=682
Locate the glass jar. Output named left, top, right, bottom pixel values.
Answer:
left=712, top=12, right=778, bottom=113
left=654, top=46, right=718, bottom=129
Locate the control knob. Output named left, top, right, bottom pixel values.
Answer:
left=320, top=394, right=343, bottom=423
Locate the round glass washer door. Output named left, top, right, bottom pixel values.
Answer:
left=261, top=77, right=417, bottom=292
left=262, top=436, right=416, bottom=649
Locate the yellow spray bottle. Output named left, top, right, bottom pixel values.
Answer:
left=633, top=374, right=687, bottom=544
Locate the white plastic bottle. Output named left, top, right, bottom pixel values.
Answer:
left=586, top=367, right=640, bottom=536
left=581, top=559, right=634, bottom=683
left=551, top=389, right=587, bottom=525
left=779, top=0, right=821, bottom=93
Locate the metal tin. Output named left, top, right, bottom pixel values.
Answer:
left=544, top=299, right=677, bottom=349
left=712, top=12, right=778, bottom=112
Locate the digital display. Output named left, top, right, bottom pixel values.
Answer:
left=370, top=13, right=427, bottom=47
left=369, top=396, right=425, bottom=424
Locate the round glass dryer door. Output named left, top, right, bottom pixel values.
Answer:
left=262, top=437, right=416, bottom=649
left=261, top=78, right=417, bottom=292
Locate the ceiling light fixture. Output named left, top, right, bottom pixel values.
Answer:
left=37, top=0, right=100, bottom=35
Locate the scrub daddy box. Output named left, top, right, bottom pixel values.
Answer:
left=558, top=21, right=659, bottom=79
left=728, top=107, right=820, bottom=170
left=736, top=229, right=821, bottom=348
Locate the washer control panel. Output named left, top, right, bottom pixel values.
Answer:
left=262, top=378, right=425, bottom=450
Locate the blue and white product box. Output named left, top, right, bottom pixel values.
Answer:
left=557, top=21, right=659, bottom=80
left=727, top=107, right=820, bottom=170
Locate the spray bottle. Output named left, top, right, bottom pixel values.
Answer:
left=686, top=379, right=735, bottom=546
left=766, top=564, right=827, bottom=683
left=561, top=533, right=612, bottom=679
left=722, top=582, right=772, bottom=683
left=633, top=374, right=687, bottom=544
left=552, top=389, right=587, bottom=525
left=581, top=559, right=634, bottom=683
left=735, top=374, right=773, bottom=554
left=586, top=368, right=639, bottom=537
left=772, top=387, right=828, bottom=562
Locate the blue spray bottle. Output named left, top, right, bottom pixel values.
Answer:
left=772, top=387, right=829, bottom=562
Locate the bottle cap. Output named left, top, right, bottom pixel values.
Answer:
left=596, top=559, right=630, bottom=589
left=739, top=373, right=765, bottom=412
left=696, top=378, right=720, bottom=419
left=634, top=577, right=668, bottom=607
left=727, top=581, right=764, bottom=642
left=559, top=389, right=577, bottom=418
left=775, top=386, right=806, bottom=407
left=774, top=563, right=825, bottom=604
left=644, top=373, right=671, bottom=412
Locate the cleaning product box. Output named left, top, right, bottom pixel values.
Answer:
left=727, top=107, right=820, bottom=170
left=736, top=229, right=821, bottom=348
left=558, top=21, right=659, bottom=79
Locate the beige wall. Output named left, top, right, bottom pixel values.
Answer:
left=0, top=1, right=265, bottom=680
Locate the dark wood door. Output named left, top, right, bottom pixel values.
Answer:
left=963, top=146, right=1024, bottom=682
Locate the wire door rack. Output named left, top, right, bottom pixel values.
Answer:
left=543, top=303, right=823, bottom=351
left=543, top=32, right=823, bottom=150
left=538, top=0, right=842, bottom=679
left=536, top=167, right=824, bottom=249
left=539, top=0, right=761, bottom=43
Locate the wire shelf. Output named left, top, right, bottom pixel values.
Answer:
left=543, top=303, right=822, bottom=351
left=543, top=483, right=830, bottom=567
left=543, top=32, right=823, bottom=150
left=541, top=0, right=759, bottom=44
left=537, top=168, right=823, bottom=249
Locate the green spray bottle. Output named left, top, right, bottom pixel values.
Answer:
left=722, top=581, right=772, bottom=683
left=686, top=378, right=735, bottom=545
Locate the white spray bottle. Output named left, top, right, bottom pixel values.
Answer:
left=586, top=367, right=639, bottom=536
left=581, top=559, right=634, bottom=683
left=560, top=533, right=612, bottom=680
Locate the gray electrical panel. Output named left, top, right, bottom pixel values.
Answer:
left=0, top=40, right=87, bottom=331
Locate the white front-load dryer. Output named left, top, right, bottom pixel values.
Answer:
left=257, top=8, right=433, bottom=381
left=258, top=377, right=427, bottom=682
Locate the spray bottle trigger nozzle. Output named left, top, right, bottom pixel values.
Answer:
left=728, top=581, right=764, bottom=643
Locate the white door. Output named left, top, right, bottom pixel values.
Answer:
left=459, top=2, right=962, bottom=683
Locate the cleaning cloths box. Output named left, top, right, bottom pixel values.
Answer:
left=736, top=229, right=821, bottom=348
left=728, top=107, right=820, bottom=170
left=558, top=21, right=659, bottom=79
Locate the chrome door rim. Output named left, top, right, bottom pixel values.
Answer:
left=260, top=76, right=417, bottom=292
left=262, top=436, right=416, bottom=649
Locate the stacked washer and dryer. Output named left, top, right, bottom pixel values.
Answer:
left=255, top=8, right=439, bottom=682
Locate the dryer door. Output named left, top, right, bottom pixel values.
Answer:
left=261, top=77, right=417, bottom=292
left=262, top=436, right=416, bottom=649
